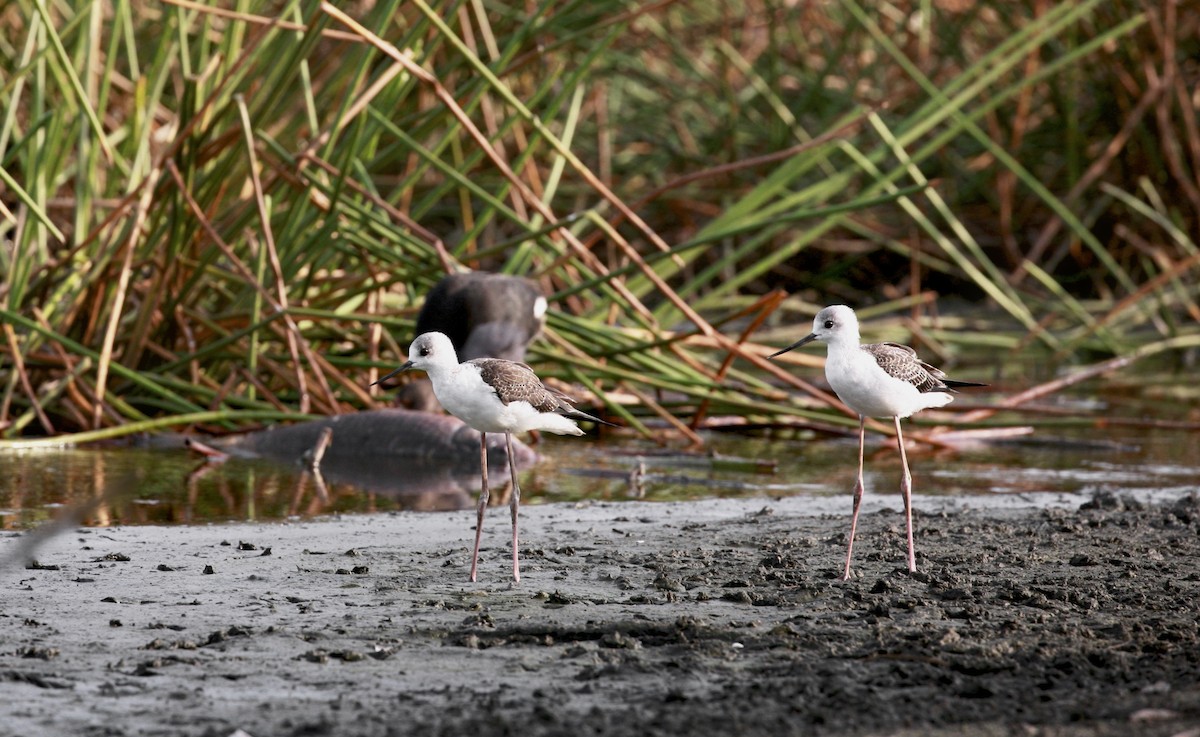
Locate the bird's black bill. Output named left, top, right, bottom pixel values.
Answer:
left=371, top=360, right=414, bottom=387
left=768, top=333, right=818, bottom=359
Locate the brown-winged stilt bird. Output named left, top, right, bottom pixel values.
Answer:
left=769, top=305, right=985, bottom=579
left=376, top=331, right=613, bottom=582
left=398, top=273, right=547, bottom=412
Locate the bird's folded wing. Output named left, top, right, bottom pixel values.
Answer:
left=470, top=358, right=563, bottom=411
left=862, top=342, right=949, bottom=393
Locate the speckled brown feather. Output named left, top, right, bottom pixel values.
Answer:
left=469, top=358, right=565, bottom=411
left=861, top=342, right=952, bottom=394
left=468, top=358, right=616, bottom=427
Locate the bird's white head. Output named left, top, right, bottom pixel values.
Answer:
left=405, top=332, right=459, bottom=374
left=808, top=305, right=860, bottom=345
left=371, top=332, right=460, bottom=388
left=768, top=304, right=860, bottom=358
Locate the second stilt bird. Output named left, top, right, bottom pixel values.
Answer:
left=769, top=305, right=985, bottom=579
left=376, top=332, right=612, bottom=583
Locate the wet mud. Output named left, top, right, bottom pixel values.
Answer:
left=2, top=491, right=1198, bottom=737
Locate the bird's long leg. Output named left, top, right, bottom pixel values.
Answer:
left=469, top=431, right=490, bottom=582
left=894, top=416, right=917, bottom=573
left=506, top=432, right=521, bottom=583
left=843, top=415, right=867, bottom=580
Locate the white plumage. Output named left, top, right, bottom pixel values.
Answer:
left=810, top=306, right=957, bottom=419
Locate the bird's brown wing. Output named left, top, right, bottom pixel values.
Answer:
left=862, top=342, right=949, bottom=393
left=469, top=358, right=565, bottom=412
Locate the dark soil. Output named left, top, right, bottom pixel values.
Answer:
left=2, top=491, right=1198, bottom=737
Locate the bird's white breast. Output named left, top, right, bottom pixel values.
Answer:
left=825, top=347, right=952, bottom=419
left=427, top=364, right=514, bottom=433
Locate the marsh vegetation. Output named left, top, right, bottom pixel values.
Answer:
left=2, top=0, right=1197, bottom=444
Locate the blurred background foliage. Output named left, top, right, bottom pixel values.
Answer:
left=1, top=0, right=1197, bottom=442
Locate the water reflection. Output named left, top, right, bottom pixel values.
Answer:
left=0, top=409, right=536, bottom=528
left=1, top=395, right=1198, bottom=528
left=0, top=446, right=526, bottom=529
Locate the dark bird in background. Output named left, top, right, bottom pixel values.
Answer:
left=397, top=272, right=547, bottom=412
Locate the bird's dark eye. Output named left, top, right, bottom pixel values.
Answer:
left=824, top=320, right=834, bottom=329
left=420, top=347, right=431, bottom=356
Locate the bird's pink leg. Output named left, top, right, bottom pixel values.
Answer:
left=843, top=415, right=867, bottom=580
left=506, top=432, right=521, bottom=583
left=894, top=416, right=917, bottom=573
left=470, top=431, right=490, bottom=582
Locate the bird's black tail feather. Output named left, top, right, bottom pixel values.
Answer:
left=562, top=408, right=621, bottom=428
left=944, top=379, right=988, bottom=389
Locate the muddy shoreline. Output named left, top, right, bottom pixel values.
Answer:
left=3, top=491, right=1199, bottom=737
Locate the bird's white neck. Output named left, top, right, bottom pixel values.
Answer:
left=825, top=330, right=861, bottom=350
left=422, top=360, right=461, bottom=384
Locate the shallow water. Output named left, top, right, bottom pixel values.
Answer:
left=2, top=385, right=1197, bottom=529
left=0, top=415, right=1195, bottom=530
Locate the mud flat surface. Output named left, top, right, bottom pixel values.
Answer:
left=2, top=490, right=1199, bottom=737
